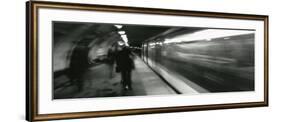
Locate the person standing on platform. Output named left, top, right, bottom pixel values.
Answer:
left=107, top=45, right=116, bottom=78
left=68, top=42, right=90, bottom=92
left=115, top=42, right=135, bottom=90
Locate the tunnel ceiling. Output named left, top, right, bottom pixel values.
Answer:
left=53, top=22, right=87, bottom=41
left=122, top=25, right=170, bottom=47
left=53, top=22, right=119, bottom=45
left=53, top=22, right=202, bottom=48
left=54, top=22, right=171, bottom=47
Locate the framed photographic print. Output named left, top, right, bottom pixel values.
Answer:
left=26, top=0, right=269, bottom=121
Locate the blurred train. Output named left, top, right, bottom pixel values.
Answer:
left=142, top=28, right=255, bottom=93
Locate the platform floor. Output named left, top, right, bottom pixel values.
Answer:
left=54, top=56, right=176, bottom=99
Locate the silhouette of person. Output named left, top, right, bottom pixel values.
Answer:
left=115, top=44, right=135, bottom=90
left=107, top=45, right=116, bottom=78
left=68, top=42, right=90, bottom=92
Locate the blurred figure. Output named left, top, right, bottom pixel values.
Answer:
left=68, top=42, right=90, bottom=92
left=107, top=45, right=116, bottom=78
left=115, top=42, right=135, bottom=90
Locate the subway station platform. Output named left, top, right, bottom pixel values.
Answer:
left=52, top=23, right=255, bottom=100
left=54, top=56, right=176, bottom=99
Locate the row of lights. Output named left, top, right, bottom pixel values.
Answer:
left=115, top=25, right=129, bottom=46
left=149, top=42, right=163, bottom=46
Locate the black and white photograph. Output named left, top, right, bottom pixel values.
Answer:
left=53, top=21, right=255, bottom=99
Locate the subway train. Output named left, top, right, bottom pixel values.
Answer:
left=142, top=28, right=255, bottom=93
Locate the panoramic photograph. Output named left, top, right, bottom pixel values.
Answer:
left=52, top=21, right=255, bottom=99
